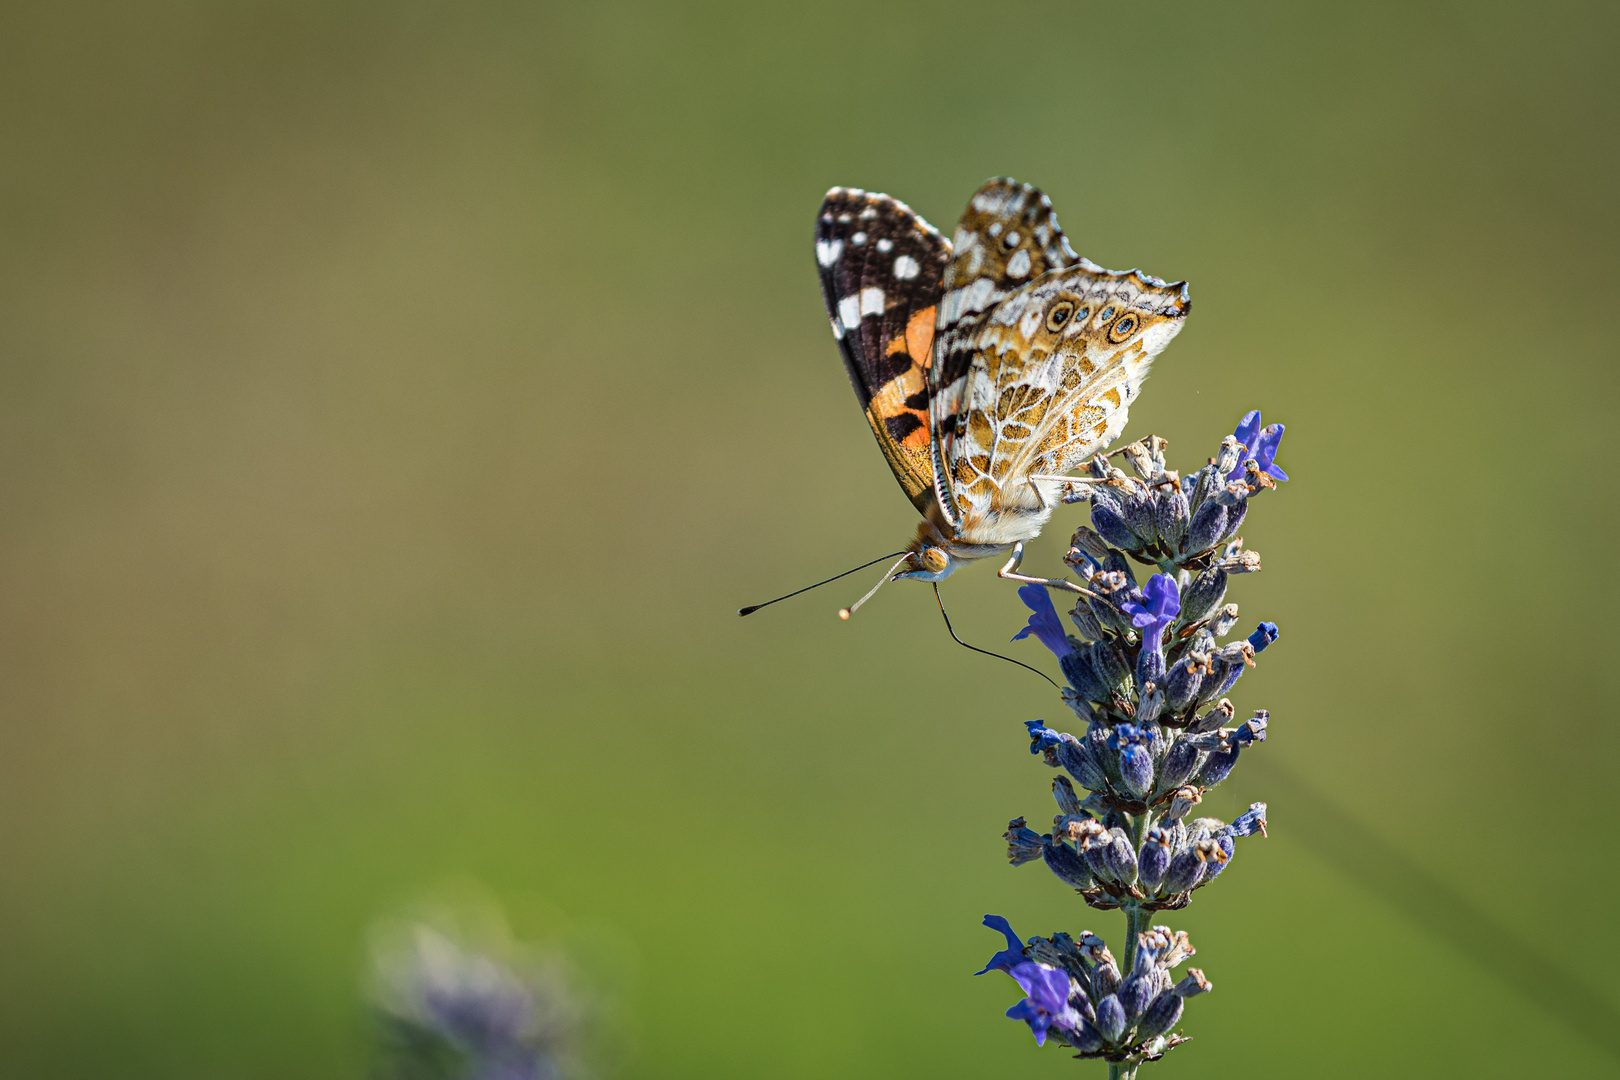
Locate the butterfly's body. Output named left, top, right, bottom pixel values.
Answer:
left=814, top=178, right=1189, bottom=595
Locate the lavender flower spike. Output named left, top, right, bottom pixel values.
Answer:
left=981, top=413, right=1296, bottom=1073
left=1013, top=583, right=1074, bottom=660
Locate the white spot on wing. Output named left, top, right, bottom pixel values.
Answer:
left=1019, top=305, right=1043, bottom=338
left=815, top=238, right=843, bottom=267
left=876, top=238, right=893, bottom=253
left=839, top=294, right=862, bottom=330
left=859, top=287, right=885, bottom=316
left=1006, top=249, right=1032, bottom=278
left=829, top=316, right=844, bottom=340
left=894, top=254, right=920, bottom=280
left=963, top=277, right=998, bottom=315
left=852, top=232, right=867, bottom=245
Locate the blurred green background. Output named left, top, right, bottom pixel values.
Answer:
left=0, top=1, right=1615, bottom=1076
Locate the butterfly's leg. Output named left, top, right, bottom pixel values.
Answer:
left=1027, top=474, right=1099, bottom=505
left=997, top=542, right=1097, bottom=597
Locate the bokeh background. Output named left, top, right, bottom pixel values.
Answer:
left=0, top=1, right=1615, bottom=1076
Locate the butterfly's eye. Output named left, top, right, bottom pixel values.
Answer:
left=1108, top=314, right=1140, bottom=343
left=920, top=547, right=949, bottom=574
left=1045, top=301, right=1075, bottom=332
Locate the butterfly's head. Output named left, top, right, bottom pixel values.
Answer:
left=893, top=521, right=970, bottom=584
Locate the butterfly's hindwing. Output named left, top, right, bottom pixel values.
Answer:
left=815, top=189, right=951, bottom=513
left=944, top=265, right=1190, bottom=523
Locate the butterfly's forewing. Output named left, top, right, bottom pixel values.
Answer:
left=815, top=189, right=951, bottom=514
left=929, top=179, right=1080, bottom=520
left=945, top=265, right=1190, bottom=515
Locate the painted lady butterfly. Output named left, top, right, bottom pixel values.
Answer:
left=813, top=178, right=1190, bottom=611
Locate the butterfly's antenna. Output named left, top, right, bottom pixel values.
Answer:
left=837, top=552, right=915, bottom=620
left=738, top=551, right=908, bottom=616
left=933, top=584, right=1059, bottom=689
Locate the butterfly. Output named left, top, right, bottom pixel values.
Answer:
left=810, top=178, right=1190, bottom=612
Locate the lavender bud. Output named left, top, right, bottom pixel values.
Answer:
left=1231, top=712, right=1268, bottom=747
left=1155, top=486, right=1190, bottom=552
left=1164, top=786, right=1202, bottom=823
left=1145, top=436, right=1169, bottom=474
left=1103, top=832, right=1138, bottom=883
left=1055, top=733, right=1109, bottom=792
left=1159, top=930, right=1196, bottom=969
left=1122, top=488, right=1159, bottom=548
left=1209, top=603, right=1240, bottom=638
left=1248, top=621, right=1280, bottom=652
left=1042, top=841, right=1094, bottom=891
left=1158, top=738, right=1202, bottom=792
left=1118, top=969, right=1157, bottom=1022
left=1216, top=547, right=1262, bottom=574
left=1053, top=775, right=1085, bottom=817
left=1076, top=932, right=1114, bottom=969
left=1219, top=495, right=1248, bottom=543
left=1092, top=503, right=1143, bottom=552
left=1213, top=434, right=1242, bottom=477
left=1136, top=685, right=1166, bottom=725
left=1094, top=994, right=1127, bottom=1042
left=1139, top=827, right=1172, bottom=891
left=1225, top=801, right=1268, bottom=838
left=1076, top=820, right=1115, bottom=879
left=1091, top=956, right=1122, bottom=1001
left=1059, top=652, right=1109, bottom=702
left=1109, top=724, right=1153, bottom=798
left=1202, top=834, right=1236, bottom=882
left=1179, top=569, right=1227, bottom=625
left=1163, top=653, right=1208, bottom=712
left=1136, top=645, right=1165, bottom=693
left=1120, top=440, right=1155, bottom=480
left=1135, top=991, right=1184, bottom=1040
left=1185, top=500, right=1228, bottom=553
left=1174, top=968, right=1212, bottom=997
left=1005, top=818, right=1046, bottom=866
left=1195, top=742, right=1240, bottom=787
left=1088, top=641, right=1131, bottom=689
left=1068, top=601, right=1105, bottom=641
left=1068, top=526, right=1113, bottom=564
left=1188, top=698, right=1234, bottom=734
left=1161, top=846, right=1209, bottom=894
left=1069, top=1020, right=1103, bottom=1053
left=1060, top=687, right=1095, bottom=723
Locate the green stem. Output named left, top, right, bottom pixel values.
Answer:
left=1108, top=1061, right=1140, bottom=1080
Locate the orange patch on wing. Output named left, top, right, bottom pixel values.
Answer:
left=907, top=307, right=936, bottom=368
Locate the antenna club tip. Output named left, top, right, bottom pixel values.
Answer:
left=737, top=606, right=760, bottom=616
left=837, top=608, right=851, bottom=620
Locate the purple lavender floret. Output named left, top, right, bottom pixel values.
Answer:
left=1227, top=409, right=1289, bottom=482
left=1013, top=583, right=1075, bottom=660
